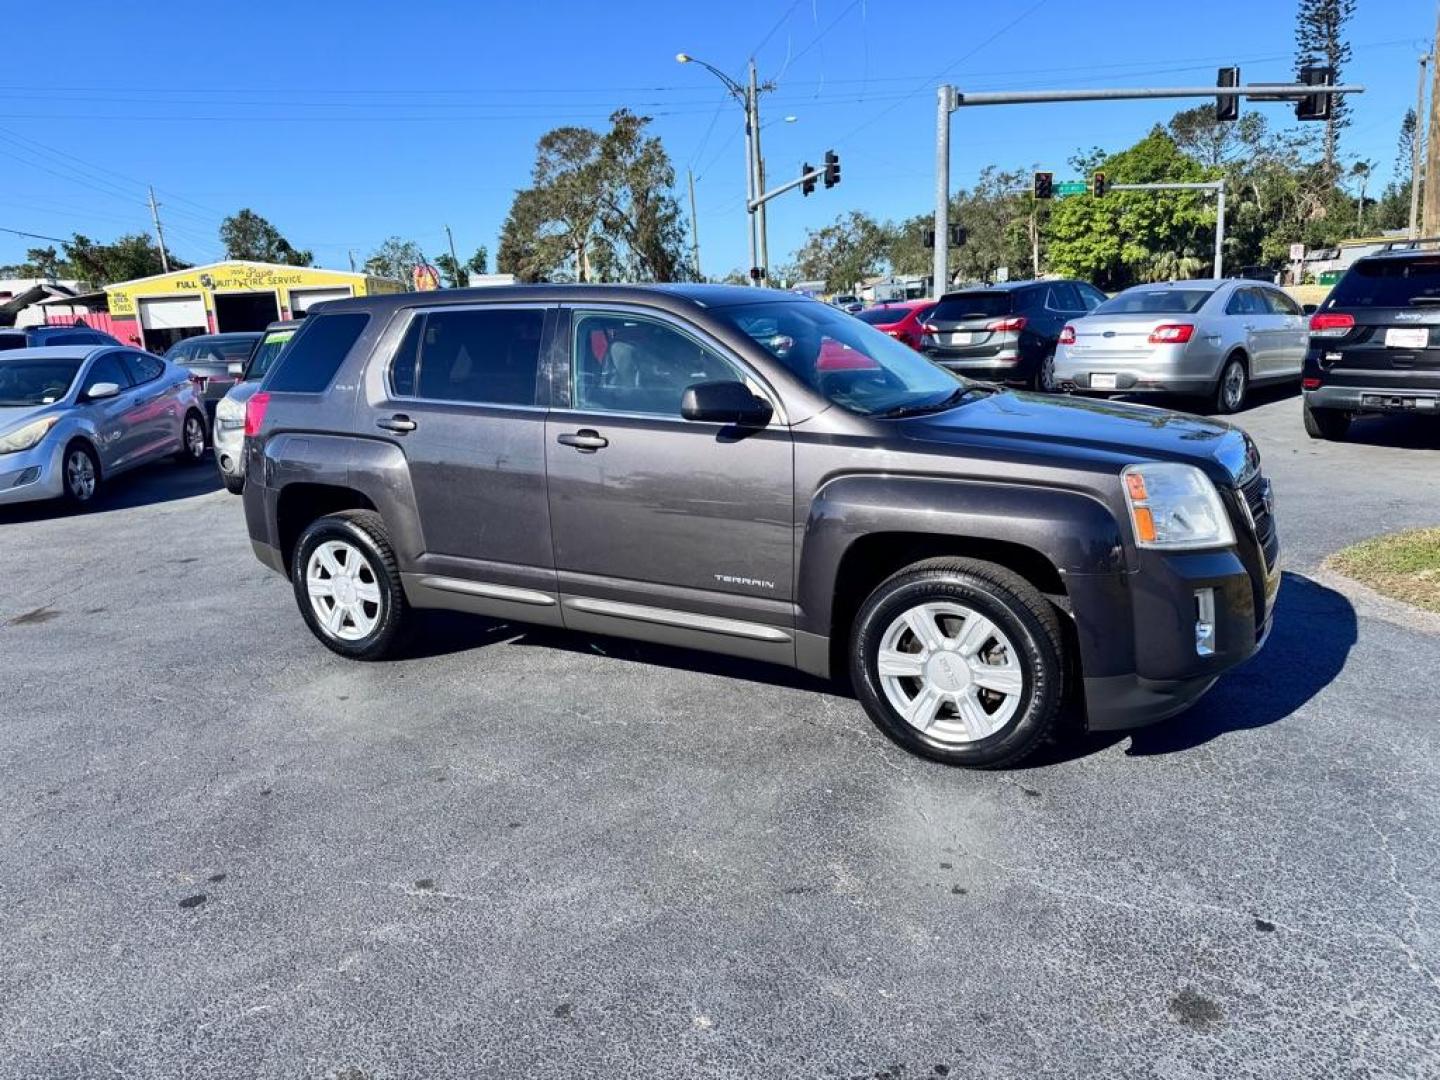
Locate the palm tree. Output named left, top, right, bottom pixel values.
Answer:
left=1352, top=159, right=1377, bottom=233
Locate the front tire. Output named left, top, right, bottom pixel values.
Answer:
left=1213, top=355, right=1248, bottom=414
left=291, top=511, right=412, bottom=660
left=1303, top=398, right=1351, bottom=440
left=61, top=441, right=101, bottom=507
left=850, top=558, right=1066, bottom=768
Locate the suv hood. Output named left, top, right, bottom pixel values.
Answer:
left=903, top=389, right=1249, bottom=483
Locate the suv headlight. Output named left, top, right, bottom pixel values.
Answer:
left=1121, top=463, right=1235, bottom=550
left=0, top=415, right=60, bottom=454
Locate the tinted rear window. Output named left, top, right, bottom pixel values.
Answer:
left=1326, top=258, right=1440, bottom=309
left=855, top=307, right=912, bottom=325
left=1094, top=288, right=1213, bottom=315
left=393, top=307, right=545, bottom=406
left=265, top=312, right=369, bottom=393
left=930, top=292, right=1013, bottom=321
left=0, top=334, right=27, bottom=351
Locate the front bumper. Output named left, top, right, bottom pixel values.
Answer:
left=1072, top=543, right=1278, bottom=732
left=0, top=437, right=66, bottom=506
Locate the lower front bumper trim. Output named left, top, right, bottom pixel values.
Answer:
left=1082, top=672, right=1219, bottom=732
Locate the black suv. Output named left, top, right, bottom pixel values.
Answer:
left=1303, top=247, right=1440, bottom=439
left=241, top=285, right=1278, bottom=768
left=920, top=279, right=1107, bottom=389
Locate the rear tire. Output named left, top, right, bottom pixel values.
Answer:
left=175, top=409, right=207, bottom=465
left=849, top=557, right=1066, bottom=768
left=291, top=511, right=412, bottom=660
left=1034, top=351, right=1057, bottom=392
left=1213, top=355, right=1248, bottom=414
left=1303, top=398, right=1351, bottom=440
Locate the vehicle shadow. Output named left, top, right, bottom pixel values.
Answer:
left=0, top=457, right=222, bottom=525
left=1028, top=571, right=1357, bottom=765
left=1339, top=412, right=1440, bottom=450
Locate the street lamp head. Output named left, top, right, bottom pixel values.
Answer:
left=784, top=115, right=798, bottom=123
left=676, top=53, right=692, bottom=64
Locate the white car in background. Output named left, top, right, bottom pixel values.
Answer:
left=213, top=321, right=300, bottom=494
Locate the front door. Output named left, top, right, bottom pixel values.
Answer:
left=545, top=307, right=795, bottom=660
left=357, top=303, right=559, bottom=613
left=78, top=353, right=144, bottom=472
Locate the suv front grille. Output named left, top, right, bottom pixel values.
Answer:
left=1239, top=470, right=1279, bottom=570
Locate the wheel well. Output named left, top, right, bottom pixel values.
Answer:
left=63, top=436, right=101, bottom=479
left=276, top=483, right=377, bottom=569
left=1225, top=348, right=1250, bottom=370
left=827, top=532, right=1066, bottom=672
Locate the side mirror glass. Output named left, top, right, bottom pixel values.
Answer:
left=680, top=380, right=772, bottom=426
left=227, top=361, right=244, bottom=376
left=84, top=381, right=121, bottom=401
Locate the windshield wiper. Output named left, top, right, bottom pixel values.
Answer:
left=873, top=384, right=995, bottom=419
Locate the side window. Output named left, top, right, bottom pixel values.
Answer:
left=122, top=352, right=165, bottom=384
left=1049, top=283, right=1083, bottom=311
left=573, top=311, right=742, bottom=417
left=267, top=312, right=370, bottom=393
left=406, top=307, right=544, bottom=406
left=1264, top=289, right=1303, bottom=316
left=1225, top=288, right=1258, bottom=315
left=84, top=354, right=132, bottom=393
left=389, top=314, right=423, bottom=396
left=1077, top=284, right=1106, bottom=310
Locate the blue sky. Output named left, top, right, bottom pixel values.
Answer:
left=1, top=0, right=1433, bottom=278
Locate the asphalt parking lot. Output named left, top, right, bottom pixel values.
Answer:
left=2, top=389, right=1438, bottom=1080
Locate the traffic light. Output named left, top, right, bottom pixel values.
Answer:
left=1215, top=66, right=1240, bottom=122
left=948, top=225, right=968, bottom=248
left=801, top=162, right=816, bottom=196
left=1091, top=171, right=1107, bottom=198
left=1296, top=65, right=1335, bottom=121
left=1033, top=171, right=1053, bottom=200
left=924, top=229, right=936, bottom=248
left=823, top=149, right=840, bottom=188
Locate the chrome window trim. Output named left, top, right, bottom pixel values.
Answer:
left=384, top=302, right=552, bottom=407
left=565, top=303, right=790, bottom=426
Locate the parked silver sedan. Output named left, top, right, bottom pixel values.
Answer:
left=1050, top=279, right=1307, bottom=413
left=0, top=345, right=209, bottom=508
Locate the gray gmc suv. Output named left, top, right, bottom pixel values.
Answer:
left=240, top=285, right=1279, bottom=768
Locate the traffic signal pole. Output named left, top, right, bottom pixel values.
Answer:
left=931, top=78, right=1363, bottom=292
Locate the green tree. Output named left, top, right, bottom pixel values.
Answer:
left=466, top=246, right=489, bottom=276
left=1295, top=0, right=1355, bottom=175
left=1373, top=109, right=1419, bottom=232
left=0, top=246, right=68, bottom=279
left=498, top=109, right=689, bottom=282
left=63, top=233, right=180, bottom=286
left=434, top=253, right=468, bottom=288
left=219, top=209, right=312, bottom=266
left=364, top=237, right=428, bottom=286
left=1047, top=127, right=1214, bottom=289
left=1168, top=106, right=1269, bottom=168
left=791, top=211, right=892, bottom=294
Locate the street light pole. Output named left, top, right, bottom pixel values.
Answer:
left=1412, top=53, right=1429, bottom=239
left=933, top=85, right=953, bottom=295
left=749, top=59, right=769, bottom=282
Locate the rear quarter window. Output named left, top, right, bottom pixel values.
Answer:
left=265, top=312, right=370, bottom=393
left=1325, top=258, right=1440, bottom=309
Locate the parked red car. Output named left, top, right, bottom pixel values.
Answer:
left=854, top=300, right=937, bottom=350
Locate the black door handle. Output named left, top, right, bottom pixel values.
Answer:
left=556, top=429, right=608, bottom=452
left=377, top=414, right=417, bottom=434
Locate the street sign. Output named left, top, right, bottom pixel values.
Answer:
left=1055, top=181, right=1088, bottom=197
left=1289, top=242, right=1306, bottom=261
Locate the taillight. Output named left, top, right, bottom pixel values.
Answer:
left=1148, top=323, right=1195, bottom=344
left=1309, top=311, right=1355, bottom=337
left=244, top=390, right=271, bottom=437
left=985, top=316, right=1027, bottom=333
left=1302, top=377, right=1322, bottom=390
left=1058, top=324, right=1077, bottom=346
left=921, top=323, right=939, bottom=335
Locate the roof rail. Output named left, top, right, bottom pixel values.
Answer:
left=1378, top=236, right=1440, bottom=252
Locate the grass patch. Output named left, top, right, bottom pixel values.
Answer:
left=1327, top=528, right=1440, bottom=614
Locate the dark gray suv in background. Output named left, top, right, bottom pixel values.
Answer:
left=241, top=285, right=1278, bottom=768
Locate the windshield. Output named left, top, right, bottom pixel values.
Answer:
left=0, top=357, right=82, bottom=406
left=244, top=329, right=297, bottom=380
left=714, top=299, right=968, bottom=417
left=1094, top=288, right=1214, bottom=315
left=1326, top=258, right=1440, bottom=308
left=930, top=292, right=1013, bottom=321
left=855, top=306, right=913, bottom=325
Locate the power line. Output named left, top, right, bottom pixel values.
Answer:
left=0, top=225, right=70, bottom=244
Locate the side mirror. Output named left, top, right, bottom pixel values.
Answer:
left=227, top=361, right=245, bottom=376
left=680, top=381, right=773, bottom=426
left=83, top=381, right=121, bottom=401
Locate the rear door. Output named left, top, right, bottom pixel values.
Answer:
left=1259, top=287, right=1306, bottom=378
left=1224, top=287, right=1278, bottom=375
left=119, top=351, right=183, bottom=461
left=1318, top=257, right=1440, bottom=391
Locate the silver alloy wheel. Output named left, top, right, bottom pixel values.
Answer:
left=876, top=600, right=1025, bottom=745
left=66, top=449, right=96, bottom=501
left=1222, top=361, right=1247, bottom=411
left=306, top=540, right=383, bottom=642
left=184, top=414, right=206, bottom=458
left=1039, top=354, right=1056, bottom=392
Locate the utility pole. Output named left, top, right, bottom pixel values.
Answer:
left=147, top=185, right=170, bottom=273
left=348, top=250, right=357, bottom=273
left=687, top=167, right=701, bottom=279
left=1424, top=3, right=1440, bottom=236
left=1411, top=53, right=1428, bottom=239
left=444, top=224, right=461, bottom=287
left=749, top=59, right=768, bottom=282
left=933, top=85, right=953, bottom=295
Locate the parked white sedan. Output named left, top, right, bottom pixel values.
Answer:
left=1050, top=279, right=1308, bottom=413
left=0, top=345, right=209, bottom=507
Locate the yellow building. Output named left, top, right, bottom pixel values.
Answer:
left=100, top=260, right=404, bottom=352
